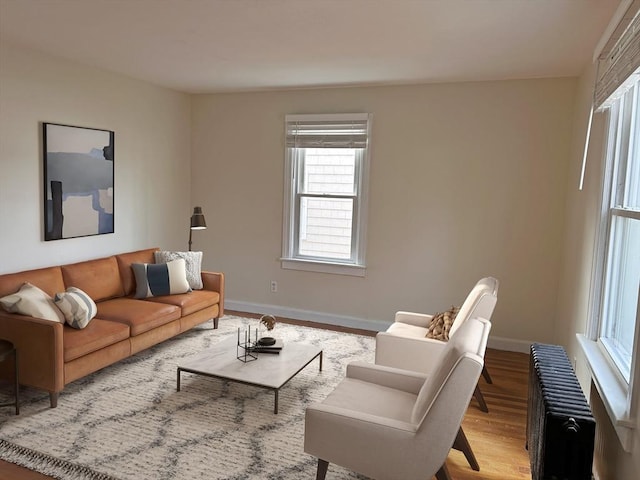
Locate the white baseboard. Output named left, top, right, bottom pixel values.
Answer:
left=487, top=336, right=533, bottom=353
left=225, top=299, right=534, bottom=353
left=225, top=299, right=392, bottom=332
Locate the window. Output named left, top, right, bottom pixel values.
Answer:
left=595, top=73, right=640, bottom=383
left=578, top=6, right=640, bottom=451
left=579, top=68, right=640, bottom=451
left=282, top=114, right=372, bottom=276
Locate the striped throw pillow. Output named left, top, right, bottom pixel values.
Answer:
left=132, top=258, right=191, bottom=299
left=54, top=287, right=98, bottom=329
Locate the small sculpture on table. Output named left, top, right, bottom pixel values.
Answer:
left=258, top=314, right=277, bottom=346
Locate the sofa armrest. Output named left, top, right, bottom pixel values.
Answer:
left=375, top=332, right=446, bottom=375
left=0, top=311, right=64, bottom=394
left=304, top=403, right=418, bottom=477
left=346, top=361, right=427, bottom=394
left=394, top=311, right=433, bottom=327
left=201, top=271, right=224, bottom=317
left=306, top=402, right=417, bottom=433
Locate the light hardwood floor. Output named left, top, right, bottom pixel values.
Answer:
left=0, top=314, right=532, bottom=480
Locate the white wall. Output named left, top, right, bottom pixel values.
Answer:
left=191, top=79, right=576, bottom=344
left=557, top=62, right=640, bottom=480
left=0, top=41, right=192, bottom=273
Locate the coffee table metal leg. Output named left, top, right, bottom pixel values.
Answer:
left=274, top=389, right=279, bottom=414
left=319, top=351, right=323, bottom=371
left=177, top=368, right=181, bottom=392
left=14, top=350, right=19, bottom=415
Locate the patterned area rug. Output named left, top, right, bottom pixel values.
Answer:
left=0, top=316, right=374, bottom=479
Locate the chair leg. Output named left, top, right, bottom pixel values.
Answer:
left=213, top=317, right=219, bottom=329
left=453, top=427, right=480, bottom=471
left=474, top=384, right=489, bottom=413
left=435, top=462, right=452, bottom=480
left=482, top=365, right=493, bottom=384
left=49, top=392, right=59, bottom=408
left=316, top=459, right=329, bottom=480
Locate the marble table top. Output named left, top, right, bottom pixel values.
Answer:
left=177, top=335, right=322, bottom=389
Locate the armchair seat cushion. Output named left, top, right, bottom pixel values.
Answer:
left=146, top=290, right=220, bottom=317
left=63, top=318, right=130, bottom=362
left=386, top=322, right=429, bottom=338
left=323, top=378, right=416, bottom=423
left=96, top=298, right=181, bottom=336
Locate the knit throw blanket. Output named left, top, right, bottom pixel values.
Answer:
left=425, top=306, right=460, bottom=341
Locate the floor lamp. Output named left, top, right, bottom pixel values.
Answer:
left=188, top=206, right=207, bottom=251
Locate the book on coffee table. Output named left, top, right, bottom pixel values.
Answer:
left=250, top=338, right=283, bottom=353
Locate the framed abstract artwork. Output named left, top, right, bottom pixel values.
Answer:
left=43, top=123, right=115, bottom=240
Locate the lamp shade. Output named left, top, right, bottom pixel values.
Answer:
left=190, top=206, right=207, bottom=230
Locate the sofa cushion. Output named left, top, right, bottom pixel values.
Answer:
left=132, top=259, right=191, bottom=298
left=146, top=289, right=220, bottom=316
left=0, top=266, right=65, bottom=298
left=0, top=282, right=66, bottom=323
left=154, top=251, right=203, bottom=290
left=61, top=256, right=124, bottom=302
left=96, top=298, right=181, bottom=336
left=63, top=318, right=130, bottom=362
left=115, top=248, right=159, bottom=296
left=322, top=377, right=416, bottom=424
left=54, top=287, right=98, bottom=329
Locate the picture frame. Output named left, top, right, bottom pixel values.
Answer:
left=43, top=123, right=115, bottom=240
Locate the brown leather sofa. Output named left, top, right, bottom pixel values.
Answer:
left=0, top=248, right=224, bottom=408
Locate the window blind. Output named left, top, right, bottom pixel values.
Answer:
left=594, top=7, right=640, bottom=109
left=581, top=2, right=640, bottom=189
left=286, top=114, right=370, bottom=149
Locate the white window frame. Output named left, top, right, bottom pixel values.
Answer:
left=281, top=113, right=372, bottom=277
left=578, top=71, right=640, bottom=453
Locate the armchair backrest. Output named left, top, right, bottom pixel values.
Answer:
left=411, top=316, right=491, bottom=424
left=448, top=276, right=499, bottom=338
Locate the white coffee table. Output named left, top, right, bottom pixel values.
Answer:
left=176, top=335, right=323, bottom=413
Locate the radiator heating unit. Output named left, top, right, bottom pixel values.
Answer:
left=527, top=343, right=595, bottom=480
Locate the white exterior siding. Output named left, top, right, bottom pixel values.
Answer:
left=299, top=149, right=355, bottom=259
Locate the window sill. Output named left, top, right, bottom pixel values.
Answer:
left=577, top=334, right=636, bottom=452
left=280, top=258, right=366, bottom=277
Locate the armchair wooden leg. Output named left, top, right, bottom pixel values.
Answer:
left=316, top=459, right=329, bottom=480
left=474, top=384, right=489, bottom=413
left=481, top=365, right=493, bottom=384
left=435, top=462, right=452, bottom=480
left=453, top=427, right=480, bottom=471
left=213, top=317, right=219, bottom=329
left=49, top=392, right=59, bottom=408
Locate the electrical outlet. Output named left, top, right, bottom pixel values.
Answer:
left=270, top=281, right=278, bottom=293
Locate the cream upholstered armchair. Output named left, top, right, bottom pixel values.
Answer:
left=304, top=317, right=492, bottom=480
left=375, top=276, right=499, bottom=413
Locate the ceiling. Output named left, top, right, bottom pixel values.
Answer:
left=0, top=0, right=621, bottom=94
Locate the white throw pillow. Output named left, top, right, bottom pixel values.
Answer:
left=0, top=282, right=65, bottom=323
left=54, top=286, right=98, bottom=329
left=154, top=251, right=203, bottom=290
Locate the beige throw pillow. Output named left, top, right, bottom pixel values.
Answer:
left=0, top=282, right=65, bottom=323
left=425, top=306, right=460, bottom=341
